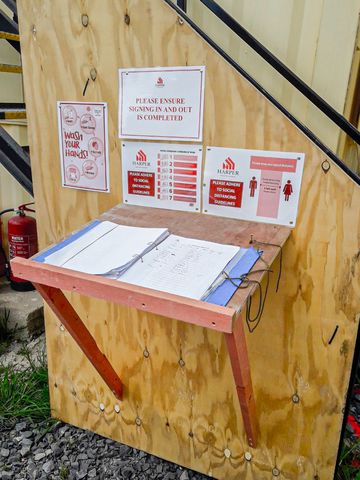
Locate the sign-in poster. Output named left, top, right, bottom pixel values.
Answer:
left=203, top=147, right=305, bottom=227
left=57, top=101, right=110, bottom=192
left=122, top=142, right=202, bottom=212
left=119, top=66, right=205, bottom=141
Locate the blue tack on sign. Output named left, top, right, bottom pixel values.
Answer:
left=204, top=246, right=261, bottom=306
left=33, top=220, right=101, bottom=263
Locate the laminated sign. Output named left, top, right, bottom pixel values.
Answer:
left=119, top=66, right=205, bottom=141
left=203, top=147, right=305, bottom=226
left=57, top=101, right=110, bottom=192
left=122, top=141, right=202, bottom=212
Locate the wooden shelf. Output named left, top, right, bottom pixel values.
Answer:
left=11, top=204, right=291, bottom=449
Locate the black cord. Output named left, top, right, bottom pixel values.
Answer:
left=0, top=242, right=9, bottom=280
left=0, top=209, right=13, bottom=280
left=218, top=239, right=283, bottom=333
left=250, top=239, right=283, bottom=292
left=0, top=208, right=15, bottom=217
left=245, top=269, right=270, bottom=332
left=224, top=267, right=272, bottom=333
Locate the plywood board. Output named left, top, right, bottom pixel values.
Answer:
left=17, top=1, right=360, bottom=478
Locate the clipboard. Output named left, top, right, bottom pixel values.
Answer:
left=204, top=246, right=261, bottom=306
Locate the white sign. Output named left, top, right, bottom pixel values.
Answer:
left=122, top=141, right=202, bottom=212
left=203, top=147, right=305, bottom=227
left=119, top=66, right=205, bottom=141
left=57, top=101, right=110, bottom=192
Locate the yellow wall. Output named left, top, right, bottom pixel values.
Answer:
left=186, top=0, right=360, bottom=153
left=0, top=1, right=31, bottom=249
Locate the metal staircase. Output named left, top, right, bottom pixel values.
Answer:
left=0, top=0, right=31, bottom=195
left=169, top=0, right=360, bottom=185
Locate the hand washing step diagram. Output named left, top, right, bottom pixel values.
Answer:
left=57, top=101, right=110, bottom=192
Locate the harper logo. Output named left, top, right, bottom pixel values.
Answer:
left=133, top=149, right=150, bottom=167
left=222, top=157, right=235, bottom=170
left=217, top=157, right=239, bottom=175
left=156, top=77, right=164, bottom=87
left=136, top=149, right=147, bottom=161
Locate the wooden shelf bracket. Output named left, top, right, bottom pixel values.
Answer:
left=34, top=283, right=123, bottom=400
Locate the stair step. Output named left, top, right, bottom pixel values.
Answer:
left=0, top=109, right=26, bottom=120
left=0, top=64, right=22, bottom=73
left=0, top=31, right=19, bottom=41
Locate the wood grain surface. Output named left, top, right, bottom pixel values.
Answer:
left=17, top=0, right=360, bottom=478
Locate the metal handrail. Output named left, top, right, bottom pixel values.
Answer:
left=0, top=127, right=33, bottom=196
left=198, top=0, right=360, bottom=146
left=169, top=0, right=360, bottom=185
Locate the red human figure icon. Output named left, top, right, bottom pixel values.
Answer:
left=249, top=176, right=257, bottom=197
left=283, top=180, right=293, bottom=201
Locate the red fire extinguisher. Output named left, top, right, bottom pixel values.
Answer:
left=7, top=202, right=38, bottom=291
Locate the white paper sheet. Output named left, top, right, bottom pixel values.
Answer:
left=119, top=235, right=240, bottom=300
left=43, top=221, right=118, bottom=267
left=44, top=221, right=169, bottom=275
left=119, top=66, right=205, bottom=141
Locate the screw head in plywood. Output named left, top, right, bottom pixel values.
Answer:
left=292, top=393, right=300, bottom=404
left=59, top=324, right=65, bottom=332
left=124, top=14, right=130, bottom=25
left=90, top=68, right=97, bottom=81
left=178, top=358, right=185, bottom=368
left=143, top=348, right=150, bottom=358
left=321, top=159, right=330, bottom=174
left=244, top=452, right=252, bottom=461
left=81, top=14, right=89, bottom=27
left=272, top=467, right=280, bottom=476
left=178, top=17, right=184, bottom=25
left=135, top=416, right=142, bottom=426
left=224, top=448, right=231, bottom=458
left=114, top=404, right=120, bottom=414
left=99, top=403, right=105, bottom=411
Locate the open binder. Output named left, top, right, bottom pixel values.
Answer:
left=35, top=220, right=260, bottom=302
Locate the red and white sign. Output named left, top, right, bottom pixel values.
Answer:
left=119, top=66, right=205, bottom=141
left=122, top=142, right=202, bottom=212
left=203, top=147, right=305, bottom=227
left=57, top=101, right=110, bottom=192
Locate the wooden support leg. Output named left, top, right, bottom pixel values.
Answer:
left=34, top=283, right=123, bottom=400
left=225, top=314, right=258, bottom=448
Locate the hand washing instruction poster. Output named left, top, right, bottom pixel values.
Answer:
left=122, top=141, right=202, bottom=212
left=203, top=147, right=305, bottom=226
left=57, top=101, right=110, bottom=192
left=119, top=66, right=205, bottom=141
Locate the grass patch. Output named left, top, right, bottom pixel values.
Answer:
left=0, top=308, right=11, bottom=343
left=0, top=364, right=51, bottom=422
left=0, top=339, right=51, bottom=425
left=0, top=308, right=19, bottom=355
left=337, top=438, right=360, bottom=479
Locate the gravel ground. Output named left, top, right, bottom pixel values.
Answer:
left=0, top=334, right=46, bottom=370
left=0, top=419, right=210, bottom=480
left=0, top=335, right=210, bottom=479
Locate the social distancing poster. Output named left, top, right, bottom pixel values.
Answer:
left=122, top=141, right=202, bottom=212
left=57, top=101, right=110, bottom=192
left=202, top=147, right=305, bottom=226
